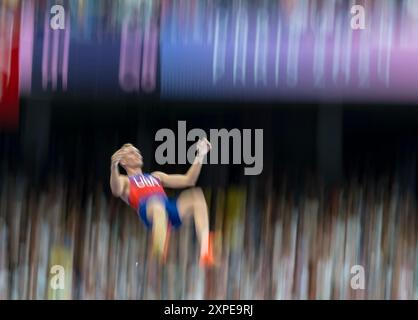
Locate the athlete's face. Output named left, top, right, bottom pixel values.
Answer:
left=120, top=145, right=143, bottom=169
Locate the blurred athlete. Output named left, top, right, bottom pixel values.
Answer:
left=110, top=138, right=214, bottom=267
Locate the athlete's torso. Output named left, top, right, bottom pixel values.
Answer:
left=127, top=173, right=166, bottom=210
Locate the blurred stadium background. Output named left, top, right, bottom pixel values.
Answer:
left=1, top=0, right=418, bottom=299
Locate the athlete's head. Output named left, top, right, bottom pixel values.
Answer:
left=119, top=143, right=143, bottom=169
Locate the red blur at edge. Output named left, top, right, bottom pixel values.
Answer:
left=0, top=5, right=20, bottom=131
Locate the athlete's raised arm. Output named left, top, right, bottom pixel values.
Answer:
left=153, top=138, right=211, bottom=189
left=110, top=148, right=130, bottom=200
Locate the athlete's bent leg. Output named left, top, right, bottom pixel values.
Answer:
left=146, top=197, right=168, bottom=259
left=176, top=187, right=214, bottom=266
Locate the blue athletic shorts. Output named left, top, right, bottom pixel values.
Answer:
left=138, top=195, right=182, bottom=229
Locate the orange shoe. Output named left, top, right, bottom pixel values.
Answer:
left=199, top=232, right=215, bottom=268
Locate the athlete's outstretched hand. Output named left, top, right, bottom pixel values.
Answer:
left=196, top=137, right=212, bottom=157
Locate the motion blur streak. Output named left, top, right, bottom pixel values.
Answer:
left=1, top=0, right=418, bottom=301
